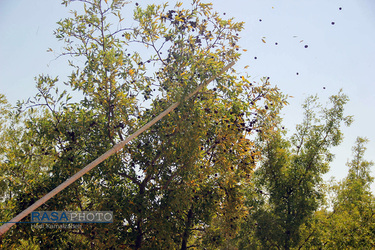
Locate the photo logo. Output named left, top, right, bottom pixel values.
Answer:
left=30, top=211, right=113, bottom=223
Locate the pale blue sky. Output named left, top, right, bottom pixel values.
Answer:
left=1, top=0, right=374, bottom=189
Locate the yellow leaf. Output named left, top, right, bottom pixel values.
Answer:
left=262, top=39, right=266, bottom=43
left=244, top=65, right=249, bottom=69
left=243, top=49, right=247, bottom=52
left=104, top=0, right=108, bottom=3
left=176, top=2, right=182, bottom=7
left=129, top=69, right=134, bottom=75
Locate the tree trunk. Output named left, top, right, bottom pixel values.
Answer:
left=135, top=226, right=143, bottom=250
left=284, top=201, right=291, bottom=250
left=135, top=185, right=146, bottom=249
left=181, top=207, right=194, bottom=250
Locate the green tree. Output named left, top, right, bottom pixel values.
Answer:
left=340, top=137, right=374, bottom=200
left=1, top=0, right=285, bottom=249
left=240, top=92, right=353, bottom=249
left=302, top=137, right=375, bottom=249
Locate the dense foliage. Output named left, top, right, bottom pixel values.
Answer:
left=0, top=0, right=283, bottom=249
left=0, top=1, right=374, bottom=249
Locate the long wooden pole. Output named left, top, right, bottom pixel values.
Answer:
left=0, top=61, right=235, bottom=236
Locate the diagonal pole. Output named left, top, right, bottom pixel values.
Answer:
left=0, top=61, right=235, bottom=236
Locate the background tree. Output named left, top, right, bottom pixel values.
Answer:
left=299, top=137, right=375, bottom=249
left=0, top=0, right=284, bottom=249
left=327, top=137, right=375, bottom=248
left=240, top=91, right=353, bottom=249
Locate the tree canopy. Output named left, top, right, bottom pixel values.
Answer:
left=1, top=1, right=374, bottom=249
left=0, top=0, right=284, bottom=249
